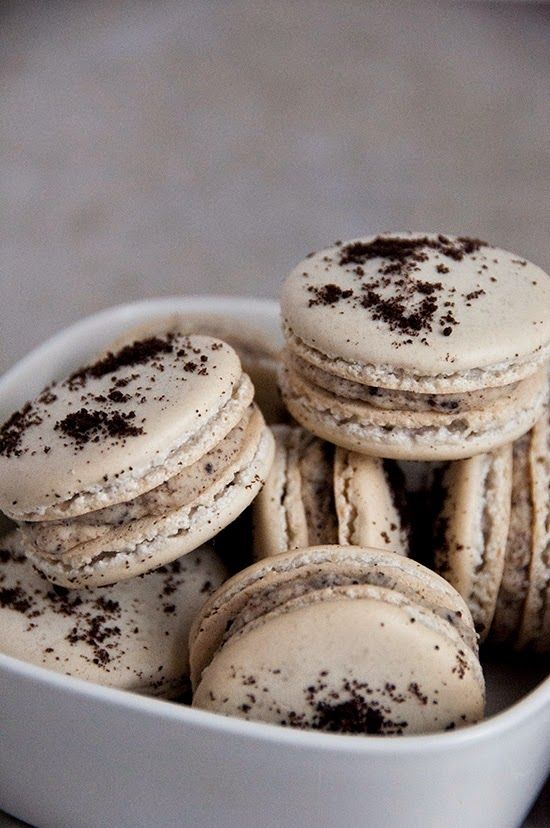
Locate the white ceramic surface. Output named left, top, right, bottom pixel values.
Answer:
left=0, top=297, right=549, bottom=828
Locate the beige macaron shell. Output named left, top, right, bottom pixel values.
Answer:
left=252, top=426, right=337, bottom=560
left=189, top=546, right=476, bottom=689
left=280, top=359, right=548, bottom=460
left=193, top=585, right=485, bottom=734
left=99, top=313, right=285, bottom=424
left=0, top=537, right=227, bottom=697
left=434, top=445, right=512, bottom=640
left=491, top=433, right=534, bottom=645
left=281, top=234, right=550, bottom=392
left=334, top=448, right=408, bottom=553
left=20, top=405, right=260, bottom=556
left=516, top=408, right=550, bottom=652
left=0, top=336, right=250, bottom=520
left=21, top=415, right=274, bottom=587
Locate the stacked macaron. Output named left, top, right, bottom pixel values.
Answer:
left=279, top=233, right=549, bottom=460
left=189, top=232, right=549, bottom=734
left=0, top=330, right=275, bottom=696
left=0, top=332, right=274, bottom=587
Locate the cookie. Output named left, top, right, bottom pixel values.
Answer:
left=0, top=333, right=274, bottom=586
left=433, top=444, right=513, bottom=640
left=191, top=546, right=484, bottom=735
left=253, top=425, right=409, bottom=558
left=0, top=530, right=227, bottom=698
left=280, top=233, right=550, bottom=460
left=434, top=406, right=549, bottom=651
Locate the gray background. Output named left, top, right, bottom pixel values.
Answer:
left=0, top=1, right=548, bottom=825
left=1, top=0, right=549, bottom=374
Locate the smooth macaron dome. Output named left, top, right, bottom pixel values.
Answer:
left=0, top=332, right=275, bottom=586
left=191, top=546, right=484, bottom=735
left=253, top=425, right=409, bottom=558
left=280, top=233, right=550, bottom=460
left=99, top=312, right=286, bottom=424
left=0, top=532, right=228, bottom=698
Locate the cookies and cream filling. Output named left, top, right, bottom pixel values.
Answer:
left=217, top=566, right=478, bottom=658
left=19, top=405, right=262, bottom=558
left=287, top=351, right=520, bottom=414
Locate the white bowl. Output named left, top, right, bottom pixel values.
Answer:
left=0, top=296, right=548, bottom=828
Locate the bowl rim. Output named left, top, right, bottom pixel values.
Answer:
left=1, top=294, right=548, bottom=757
left=2, top=650, right=549, bottom=755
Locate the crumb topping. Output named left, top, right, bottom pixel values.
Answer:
left=302, top=234, right=491, bottom=345
left=0, top=333, right=219, bottom=459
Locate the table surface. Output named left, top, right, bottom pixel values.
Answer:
left=0, top=1, right=548, bottom=825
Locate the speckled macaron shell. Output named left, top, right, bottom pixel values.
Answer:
left=516, top=407, right=550, bottom=652
left=333, top=447, right=409, bottom=552
left=433, top=445, right=513, bottom=640
left=19, top=407, right=274, bottom=587
left=192, top=584, right=485, bottom=735
left=0, top=533, right=228, bottom=698
left=492, top=408, right=550, bottom=651
left=281, top=233, right=550, bottom=393
left=253, top=426, right=408, bottom=559
left=189, top=546, right=477, bottom=690
left=252, top=425, right=338, bottom=559
left=280, top=357, right=548, bottom=460
left=0, top=334, right=253, bottom=521
left=99, top=313, right=285, bottom=424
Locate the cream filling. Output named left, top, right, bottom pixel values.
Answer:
left=219, top=564, right=478, bottom=655
left=467, top=449, right=510, bottom=638
left=285, top=326, right=550, bottom=393
left=22, top=373, right=254, bottom=521
left=289, top=351, right=519, bottom=413
left=281, top=363, right=547, bottom=451
left=24, top=427, right=273, bottom=578
left=20, top=406, right=257, bottom=555
left=492, top=435, right=533, bottom=644
left=297, top=438, right=338, bottom=547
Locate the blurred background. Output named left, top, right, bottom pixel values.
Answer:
left=1, top=1, right=549, bottom=374
left=0, top=3, right=548, bottom=825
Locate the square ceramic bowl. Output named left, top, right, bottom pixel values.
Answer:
left=0, top=296, right=548, bottom=828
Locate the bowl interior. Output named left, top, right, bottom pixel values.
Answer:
left=0, top=294, right=548, bottom=740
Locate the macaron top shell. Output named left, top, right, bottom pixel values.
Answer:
left=281, top=233, right=550, bottom=389
left=0, top=334, right=245, bottom=519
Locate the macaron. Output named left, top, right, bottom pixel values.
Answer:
left=434, top=406, right=549, bottom=651
left=0, top=529, right=228, bottom=698
left=253, top=424, right=409, bottom=558
left=280, top=233, right=550, bottom=460
left=190, top=546, right=484, bottom=735
left=0, top=332, right=274, bottom=586
left=99, top=312, right=285, bottom=424
left=433, top=444, right=513, bottom=641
